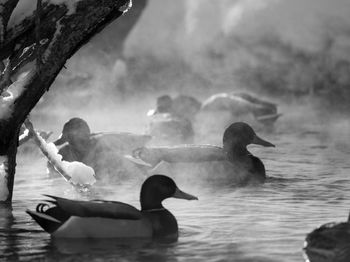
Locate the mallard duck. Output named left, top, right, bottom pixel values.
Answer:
left=133, top=122, right=275, bottom=184
left=26, top=175, right=198, bottom=239
left=48, top=117, right=151, bottom=181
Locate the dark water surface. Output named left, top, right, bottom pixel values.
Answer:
left=1, top=120, right=350, bottom=262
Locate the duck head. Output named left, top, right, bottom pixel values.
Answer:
left=223, top=122, right=275, bottom=155
left=54, top=118, right=91, bottom=153
left=140, top=175, right=198, bottom=211
left=156, top=95, right=173, bottom=114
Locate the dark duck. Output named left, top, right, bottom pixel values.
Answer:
left=49, top=117, right=151, bottom=182
left=26, top=175, right=198, bottom=239
left=133, top=122, right=275, bottom=185
left=221, top=122, right=275, bottom=182
left=304, top=212, right=350, bottom=262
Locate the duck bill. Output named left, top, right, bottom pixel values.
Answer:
left=123, top=155, right=153, bottom=167
left=252, top=135, right=275, bottom=147
left=53, top=134, right=67, bottom=146
left=173, top=188, right=198, bottom=200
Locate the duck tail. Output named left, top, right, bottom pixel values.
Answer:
left=26, top=200, right=69, bottom=234
left=26, top=208, right=62, bottom=234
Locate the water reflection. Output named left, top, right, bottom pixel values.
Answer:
left=0, top=205, right=18, bottom=260
left=46, top=238, right=178, bottom=261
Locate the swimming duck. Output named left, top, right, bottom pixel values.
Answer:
left=147, top=94, right=201, bottom=120
left=147, top=95, right=194, bottom=145
left=54, top=118, right=151, bottom=157
left=48, top=117, right=151, bottom=182
left=26, top=175, right=198, bottom=239
left=304, top=213, right=350, bottom=262
left=201, top=92, right=282, bottom=127
left=133, top=122, right=275, bottom=184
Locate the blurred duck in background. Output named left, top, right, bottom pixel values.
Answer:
left=48, top=117, right=151, bottom=182
left=171, top=94, right=202, bottom=122
left=133, top=122, right=275, bottom=185
left=200, top=92, right=282, bottom=129
left=147, top=95, right=200, bottom=145
left=304, top=213, right=350, bottom=262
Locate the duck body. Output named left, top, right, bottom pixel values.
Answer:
left=147, top=95, right=195, bottom=145
left=201, top=93, right=255, bottom=116
left=136, top=148, right=266, bottom=185
left=27, top=175, right=197, bottom=239
left=134, top=122, right=274, bottom=185
left=148, top=113, right=194, bottom=145
left=304, top=217, right=350, bottom=262
left=172, top=94, right=202, bottom=121
left=51, top=209, right=178, bottom=239
left=200, top=92, right=281, bottom=127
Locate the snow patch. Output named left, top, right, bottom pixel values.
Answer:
left=0, top=156, right=9, bottom=201
left=62, top=161, right=96, bottom=185
left=7, top=0, right=80, bottom=30
left=0, top=71, right=29, bottom=120
left=42, top=19, right=63, bottom=62
left=119, top=0, right=132, bottom=14
left=49, top=0, right=79, bottom=16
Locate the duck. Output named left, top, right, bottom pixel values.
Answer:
left=133, top=122, right=275, bottom=184
left=53, top=117, right=151, bottom=158
left=147, top=95, right=195, bottom=145
left=147, top=94, right=201, bottom=121
left=172, top=94, right=202, bottom=121
left=304, top=212, right=350, bottom=262
left=26, top=174, right=198, bottom=239
left=200, top=92, right=282, bottom=127
left=47, top=117, right=151, bottom=182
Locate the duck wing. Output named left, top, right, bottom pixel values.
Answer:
left=91, top=132, right=152, bottom=155
left=44, top=195, right=142, bottom=220
left=133, top=145, right=227, bottom=166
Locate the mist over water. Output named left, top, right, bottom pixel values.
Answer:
left=30, top=0, right=350, bottom=125
left=3, top=0, right=350, bottom=261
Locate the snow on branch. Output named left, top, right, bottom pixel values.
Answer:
left=0, top=156, right=9, bottom=201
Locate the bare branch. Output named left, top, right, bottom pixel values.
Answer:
left=35, top=0, right=42, bottom=69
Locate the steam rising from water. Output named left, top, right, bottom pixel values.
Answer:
left=28, top=0, right=350, bottom=141
left=124, top=0, right=350, bottom=105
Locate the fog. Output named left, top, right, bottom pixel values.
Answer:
left=8, top=3, right=350, bottom=261
left=29, top=0, right=350, bottom=138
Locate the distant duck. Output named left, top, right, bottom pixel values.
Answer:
left=304, top=213, right=350, bottom=262
left=172, top=94, right=202, bottom=121
left=133, top=122, right=275, bottom=185
left=49, top=117, right=151, bottom=182
left=26, top=175, right=198, bottom=239
left=201, top=92, right=282, bottom=127
left=147, top=95, right=195, bottom=145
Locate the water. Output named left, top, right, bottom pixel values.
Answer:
left=1, top=117, right=350, bottom=262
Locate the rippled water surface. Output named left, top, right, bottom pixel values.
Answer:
left=1, top=119, right=350, bottom=262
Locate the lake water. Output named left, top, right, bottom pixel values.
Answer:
left=1, top=111, right=350, bottom=262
